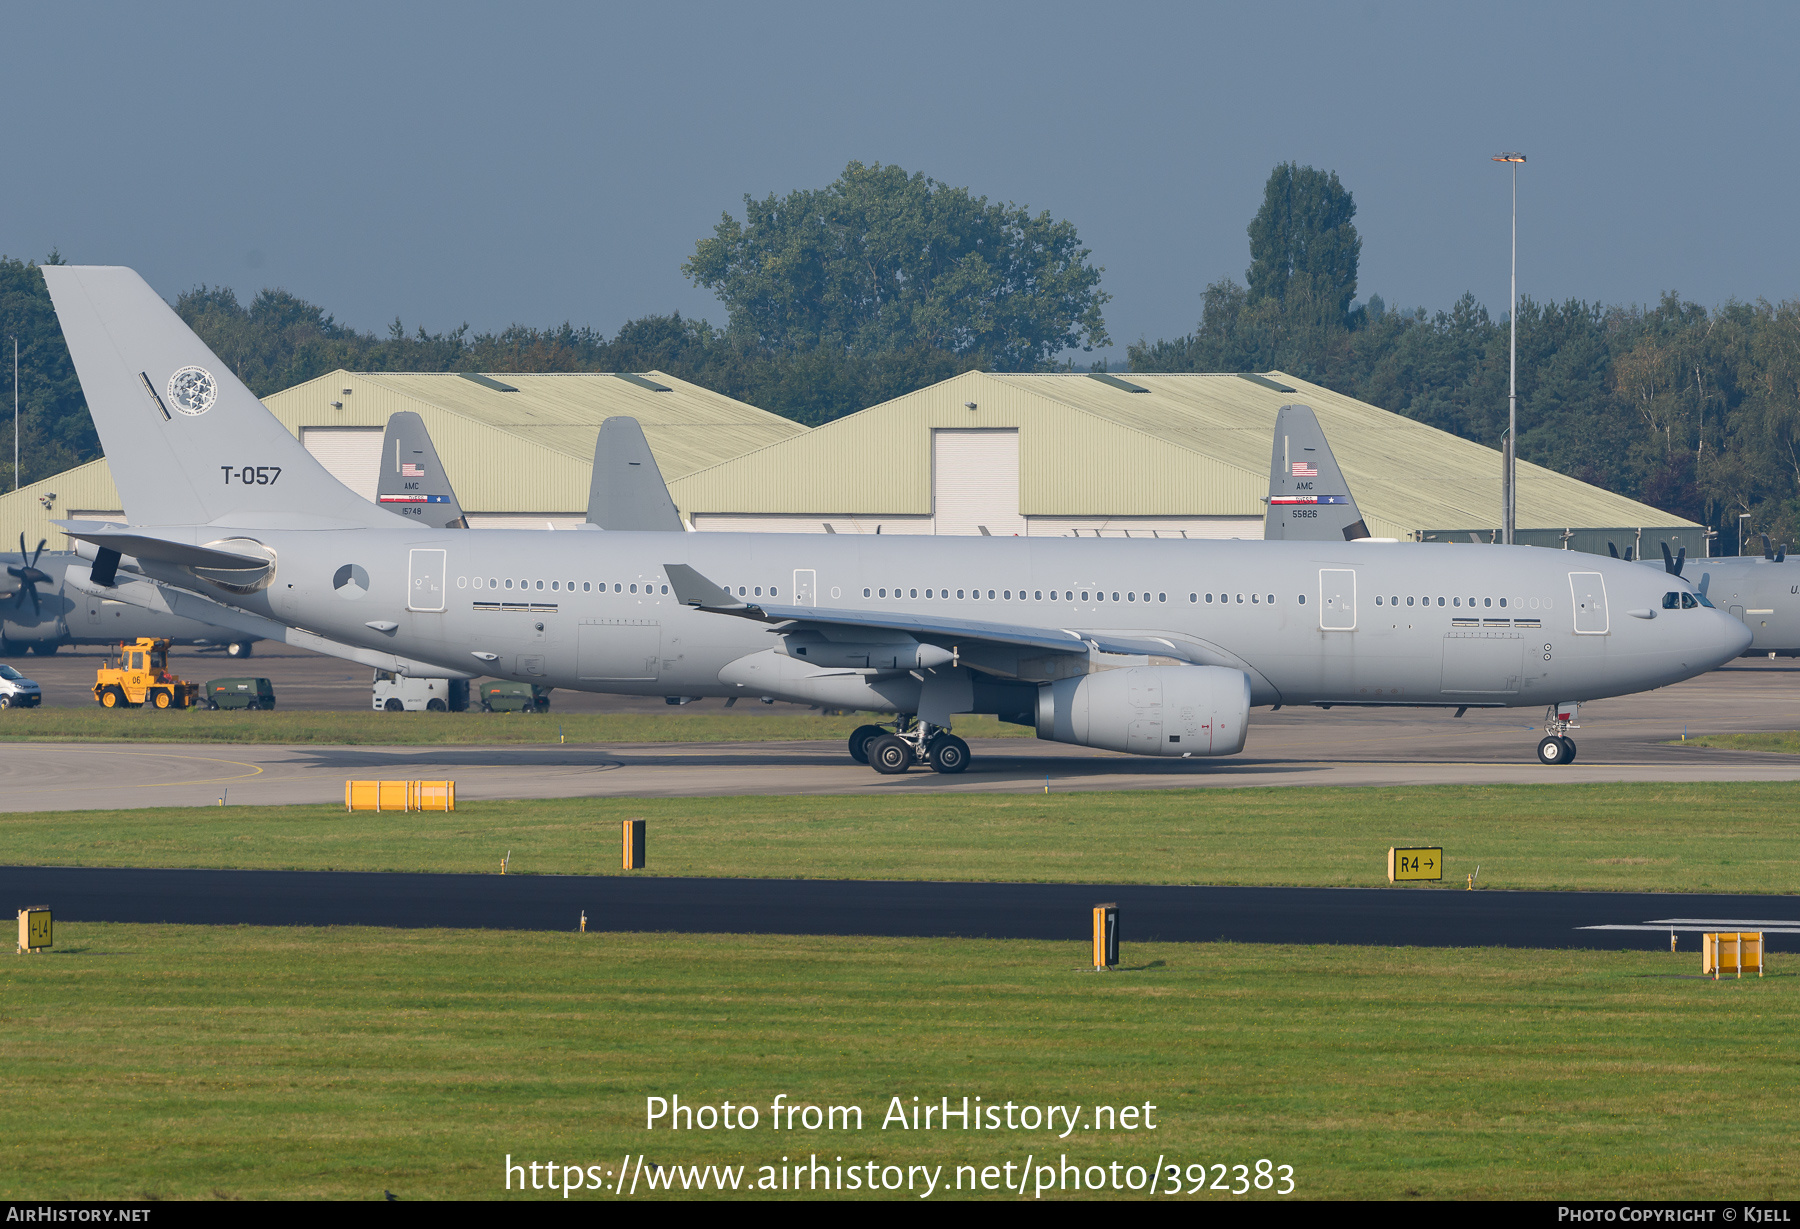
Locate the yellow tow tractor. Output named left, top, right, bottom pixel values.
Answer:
left=94, top=638, right=200, bottom=710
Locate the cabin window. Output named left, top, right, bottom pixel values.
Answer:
left=550, top=582, right=559, bottom=591
left=1204, top=593, right=1213, bottom=603
left=1453, top=597, right=1460, bottom=607
left=615, top=584, right=623, bottom=593
left=1298, top=594, right=1306, bottom=604
left=504, top=579, right=513, bottom=589
left=957, top=589, right=965, bottom=598
left=1376, top=596, right=1383, bottom=606
left=1082, top=591, right=1090, bottom=601
left=1190, top=593, right=1198, bottom=603
left=583, top=582, right=590, bottom=592
left=1236, top=594, right=1244, bottom=604
left=1268, top=594, right=1275, bottom=604
left=1111, top=592, right=1121, bottom=601
left=1406, top=596, right=1414, bottom=606
left=1035, top=590, right=1043, bottom=600
left=1483, top=597, right=1491, bottom=607
left=1127, top=592, right=1136, bottom=602
left=1250, top=593, right=1258, bottom=604
left=1499, top=597, right=1507, bottom=607
left=1004, top=590, right=1012, bottom=600
left=1158, top=593, right=1166, bottom=603
left=754, top=587, right=763, bottom=596
left=630, top=584, right=638, bottom=593
left=661, top=585, right=669, bottom=594
left=987, top=590, right=996, bottom=599
left=1437, top=597, right=1445, bottom=606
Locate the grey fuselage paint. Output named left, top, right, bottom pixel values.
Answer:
left=140, top=530, right=1750, bottom=717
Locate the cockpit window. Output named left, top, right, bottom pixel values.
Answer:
left=1663, top=592, right=1681, bottom=609
left=1681, top=592, right=1699, bottom=609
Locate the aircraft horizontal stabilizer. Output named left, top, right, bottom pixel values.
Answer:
left=64, top=565, right=477, bottom=679
left=54, top=521, right=271, bottom=570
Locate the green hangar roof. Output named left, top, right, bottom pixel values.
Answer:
left=667, top=369, right=1700, bottom=540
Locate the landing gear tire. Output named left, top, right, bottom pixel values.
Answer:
left=1559, top=736, right=1577, bottom=764
left=1537, top=735, right=1573, bottom=765
left=847, top=724, right=886, bottom=764
left=927, top=734, right=970, bottom=774
left=868, top=734, right=913, bottom=775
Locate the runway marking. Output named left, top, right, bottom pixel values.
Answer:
left=9, top=748, right=266, bottom=794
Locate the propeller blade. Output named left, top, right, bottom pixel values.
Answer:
left=1626, top=546, right=1635, bottom=561
left=1661, top=542, right=1683, bottom=577
left=1779, top=544, right=1789, bottom=564
left=1676, top=547, right=1686, bottom=577
left=1763, top=534, right=1774, bottom=560
left=30, top=539, right=44, bottom=568
left=15, top=533, right=23, bottom=558
left=26, top=585, right=39, bottom=616
left=1608, top=542, right=1620, bottom=558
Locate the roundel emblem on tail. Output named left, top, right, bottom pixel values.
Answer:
left=167, top=366, right=218, bottom=415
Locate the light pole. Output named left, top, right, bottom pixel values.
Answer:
left=1493, top=152, right=1526, bottom=544
left=11, top=336, right=17, bottom=492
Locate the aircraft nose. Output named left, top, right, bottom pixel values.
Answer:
left=1712, top=610, right=1754, bottom=662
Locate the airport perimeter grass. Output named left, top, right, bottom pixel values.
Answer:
left=2, top=923, right=1791, bottom=1201
left=8, top=782, right=1800, bottom=893
left=1686, top=731, right=1800, bottom=755
left=0, top=707, right=1029, bottom=745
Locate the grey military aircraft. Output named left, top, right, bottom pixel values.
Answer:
left=42, top=265, right=1752, bottom=771
left=1267, top=399, right=1800, bottom=661
left=0, top=535, right=256, bottom=657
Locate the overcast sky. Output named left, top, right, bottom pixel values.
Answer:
left=5, top=1, right=1795, bottom=366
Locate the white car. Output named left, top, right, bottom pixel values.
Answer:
left=0, top=664, right=43, bottom=707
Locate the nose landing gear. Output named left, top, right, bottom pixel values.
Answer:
left=1536, top=703, right=1579, bottom=765
left=847, top=716, right=971, bottom=775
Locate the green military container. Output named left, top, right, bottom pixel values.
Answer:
left=480, top=681, right=551, bottom=713
left=206, top=677, right=276, bottom=710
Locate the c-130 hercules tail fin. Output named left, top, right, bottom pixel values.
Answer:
left=40, top=265, right=408, bottom=531
left=377, top=411, right=468, bottom=528
left=1264, top=403, right=1370, bottom=542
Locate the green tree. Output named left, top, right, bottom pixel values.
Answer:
left=1245, top=163, right=1361, bottom=326
left=682, top=160, right=1109, bottom=370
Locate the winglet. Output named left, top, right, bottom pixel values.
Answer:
left=663, top=563, right=754, bottom=613
left=589, top=417, right=684, bottom=531
left=1264, top=404, right=1369, bottom=542
left=376, top=412, right=467, bottom=527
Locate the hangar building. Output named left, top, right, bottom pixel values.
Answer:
left=667, top=369, right=1705, bottom=553
left=0, top=369, right=805, bottom=546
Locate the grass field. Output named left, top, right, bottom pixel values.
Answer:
left=2, top=923, right=1790, bottom=1201
left=10, top=782, right=1800, bottom=893
left=0, top=707, right=1031, bottom=745
left=1687, top=731, right=1800, bottom=754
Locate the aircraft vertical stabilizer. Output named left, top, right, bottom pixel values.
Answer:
left=587, top=416, right=684, bottom=531
left=1265, top=404, right=1370, bottom=542
left=377, top=412, right=467, bottom=528
left=40, top=265, right=407, bottom=530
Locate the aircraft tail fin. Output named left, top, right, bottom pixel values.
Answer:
left=40, top=265, right=406, bottom=531
left=1264, top=403, right=1369, bottom=542
left=376, top=412, right=467, bottom=528
left=587, top=416, right=684, bottom=531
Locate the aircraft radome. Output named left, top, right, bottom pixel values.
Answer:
left=41, top=266, right=1752, bottom=772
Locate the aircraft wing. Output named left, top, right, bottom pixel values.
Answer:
left=664, top=563, right=1189, bottom=659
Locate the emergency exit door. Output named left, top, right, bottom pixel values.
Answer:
left=408, top=548, right=446, bottom=612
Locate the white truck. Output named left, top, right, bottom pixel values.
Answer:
left=371, top=671, right=469, bottom=713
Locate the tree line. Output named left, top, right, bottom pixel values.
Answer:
left=4, top=159, right=1799, bottom=548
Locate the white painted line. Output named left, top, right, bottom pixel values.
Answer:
left=1578, top=924, right=1800, bottom=933
left=1643, top=918, right=1800, bottom=927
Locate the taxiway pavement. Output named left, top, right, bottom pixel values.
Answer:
left=5, top=864, right=1793, bottom=951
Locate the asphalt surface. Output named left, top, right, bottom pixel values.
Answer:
left=7, top=864, right=1795, bottom=950
left=3, top=661, right=1799, bottom=808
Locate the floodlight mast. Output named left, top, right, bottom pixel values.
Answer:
left=1493, top=153, right=1526, bottom=545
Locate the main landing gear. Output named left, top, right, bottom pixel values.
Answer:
left=847, top=717, right=970, bottom=775
left=1536, top=703, right=1579, bottom=766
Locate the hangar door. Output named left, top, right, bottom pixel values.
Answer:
left=302, top=427, right=384, bottom=500
left=933, top=429, right=1025, bottom=536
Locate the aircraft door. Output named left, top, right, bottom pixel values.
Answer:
left=1729, top=604, right=1746, bottom=623
left=1568, top=571, right=1608, bottom=634
left=1319, top=569, right=1357, bottom=630
left=408, top=548, right=447, bottom=613
left=793, top=569, right=817, bottom=606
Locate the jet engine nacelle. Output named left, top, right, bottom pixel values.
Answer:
left=777, top=630, right=953, bottom=672
left=1035, top=664, right=1251, bottom=757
